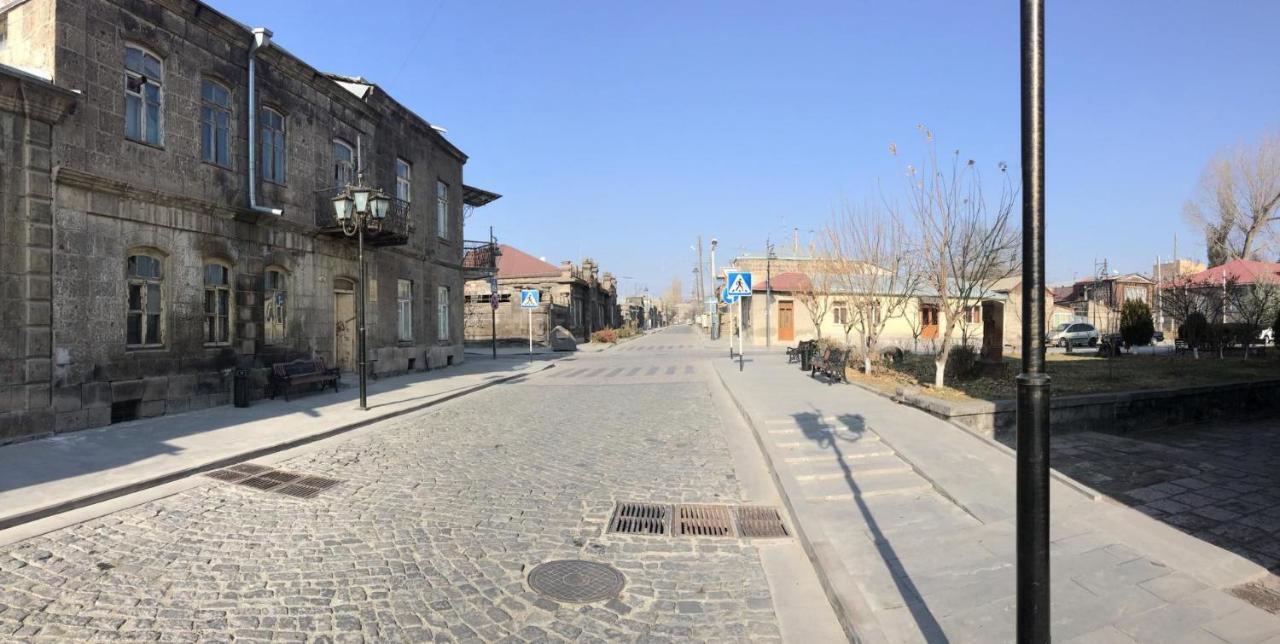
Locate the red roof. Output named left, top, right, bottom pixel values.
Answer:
left=753, top=272, right=810, bottom=292
left=1176, top=259, right=1280, bottom=287
left=496, top=244, right=561, bottom=278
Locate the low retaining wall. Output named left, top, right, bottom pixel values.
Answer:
left=896, top=378, right=1280, bottom=441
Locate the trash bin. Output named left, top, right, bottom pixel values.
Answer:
left=233, top=368, right=251, bottom=408
left=800, top=346, right=813, bottom=371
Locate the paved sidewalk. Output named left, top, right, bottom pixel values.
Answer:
left=714, top=355, right=1280, bottom=642
left=0, top=357, right=554, bottom=531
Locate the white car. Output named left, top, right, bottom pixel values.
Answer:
left=1048, top=322, right=1100, bottom=348
left=1260, top=328, right=1275, bottom=345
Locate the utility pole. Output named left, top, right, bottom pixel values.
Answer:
left=1017, top=1, right=1051, bottom=641
left=765, top=240, right=775, bottom=348
left=710, top=238, right=720, bottom=340
left=696, top=235, right=706, bottom=331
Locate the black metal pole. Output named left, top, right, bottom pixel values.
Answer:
left=1017, top=0, right=1050, bottom=641
left=357, top=222, right=368, bottom=411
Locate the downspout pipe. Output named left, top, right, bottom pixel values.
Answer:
left=248, top=28, right=283, bottom=216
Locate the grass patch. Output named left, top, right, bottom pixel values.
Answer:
left=848, top=350, right=1280, bottom=402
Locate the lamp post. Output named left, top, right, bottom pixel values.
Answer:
left=710, top=238, right=719, bottom=340
left=331, top=173, right=393, bottom=411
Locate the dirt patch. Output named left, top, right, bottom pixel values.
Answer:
left=1230, top=576, right=1280, bottom=615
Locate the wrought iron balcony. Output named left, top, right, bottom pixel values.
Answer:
left=315, top=188, right=411, bottom=247
left=461, top=240, right=501, bottom=280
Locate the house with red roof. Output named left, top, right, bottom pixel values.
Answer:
left=463, top=245, right=618, bottom=345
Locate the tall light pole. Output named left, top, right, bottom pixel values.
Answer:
left=1017, top=1, right=1051, bottom=641
left=765, top=240, right=776, bottom=347
left=710, top=238, right=719, bottom=340
left=331, top=173, right=393, bottom=411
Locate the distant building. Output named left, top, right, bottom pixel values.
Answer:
left=1152, top=258, right=1206, bottom=283
left=463, top=245, right=617, bottom=344
left=1054, top=273, right=1156, bottom=334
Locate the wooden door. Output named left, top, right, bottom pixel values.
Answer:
left=334, top=289, right=356, bottom=372
left=921, top=303, right=939, bottom=339
left=778, top=301, right=795, bottom=342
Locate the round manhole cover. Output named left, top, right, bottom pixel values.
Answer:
left=528, top=560, right=625, bottom=603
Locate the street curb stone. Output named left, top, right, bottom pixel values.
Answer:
left=0, top=364, right=554, bottom=532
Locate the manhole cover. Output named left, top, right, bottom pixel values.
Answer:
left=528, top=560, right=625, bottom=603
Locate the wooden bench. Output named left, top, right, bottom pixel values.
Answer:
left=787, top=340, right=815, bottom=364
left=269, top=358, right=340, bottom=401
left=810, top=346, right=849, bottom=383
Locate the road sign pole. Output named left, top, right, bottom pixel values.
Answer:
left=738, top=297, right=744, bottom=371
left=528, top=308, right=533, bottom=361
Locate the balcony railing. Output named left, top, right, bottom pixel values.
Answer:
left=461, top=240, right=501, bottom=280
left=315, top=188, right=411, bottom=247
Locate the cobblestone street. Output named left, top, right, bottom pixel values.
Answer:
left=0, top=331, right=791, bottom=642
left=1050, top=420, right=1280, bottom=574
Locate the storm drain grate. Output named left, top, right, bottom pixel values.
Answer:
left=528, top=560, right=625, bottom=603
left=293, top=476, right=342, bottom=490
left=235, top=474, right=290, bottom=491
left=734, top=506, right=790, bottom=538
left=255, top=470, right=303, bottom=485
left=676, top=504, right=735, bottom=537
left=226, top=463, right=273, bottom=476
left=607, top=502, right=670, bottom=535
left=273, top=483, right=328, bottom=499
left=208, top=465, right=343, bottom=499
left=203, top=469, right=254, bottom=483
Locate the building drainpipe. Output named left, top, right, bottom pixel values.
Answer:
left=247, top=28, right=283, bottom=217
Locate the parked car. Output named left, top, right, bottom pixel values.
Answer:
left=1048, top=322, right=1100, bottom=348
left=1260, top=328, right=1274, bottom=345
left=1152, top=330, right=1165, bottom=343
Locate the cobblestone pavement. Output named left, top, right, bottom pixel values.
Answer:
left=0, top=332, right=784, bottom=642
left=1049, top=419, right=1280, bottom=574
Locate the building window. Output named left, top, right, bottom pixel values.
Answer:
left=260, top=108, right=286, bottom=184
left=126, top=254, right=163, bottom=347
left=398, top=279, right=413, bottom=342
left=966, top=305, right=981, bottom=324
left=396, top=159, right=411, bottom=203
left=200, top=79, right=231, bottom=166
left=124, top=45, right=163, bottom=145
left=203, top=263, right=232, bottom=345
left=333, top=139, right=354, bottom=189
left=436, top=180, right=449, bottom=240
left=832, top=301, right=848, bottom=325
left=920, top=303, right=939, bottom=327
left=264, top=268, right=287, bottom=345
left=437, top=286, right=450, bottom=341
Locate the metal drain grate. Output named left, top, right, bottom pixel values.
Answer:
left=676, top=504, right=735, bottom=537
left=273, top=483, right=328, bottom=498
left=607, top=502, right=670, bottom=535
left=256, top=470, right=302, bottom=485
left=226, top=463, right=273, bottom=475
left=293, top=476, right=341, bottom=490
left=203, top=469, right=254, bottom=482
left=735, top=506, right=790, bottom=538
left=528, top=560, right=625, bottom=603
left=236, top=475, right=290, bottom=491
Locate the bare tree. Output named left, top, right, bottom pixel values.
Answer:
left=1228, top=277, right=1280, bottom=359
left=1160, top=277, right=1231, bottom=359
left=900, top=128, right=1020, bottom=388
left=1185, top=132, right=1280, bottom=266
left=792, top=256, right=836, bottom=340
left=821, top=206, right=923, bottom=373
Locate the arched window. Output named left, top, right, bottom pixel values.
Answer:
left=124, top=44, right=163, bottom=145
left=200, top=79, right=231, bottom=166
left=203, top=262, right=232, bottom=345
left=126, top=252, right=164, bottom=347
left=264, top=267, right=288, bottom=345
left=333, top=138, right=354, bottom=189
left=260, top=107, right=286, bottom=184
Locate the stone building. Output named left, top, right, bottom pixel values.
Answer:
left=0, top=0, right=498, bottom=442
left=463, top=245, right=617, bottom=344
left=1055, top=273, right=1156, bottom=334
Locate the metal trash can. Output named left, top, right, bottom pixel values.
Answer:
left=233, top=368, right=251, bottom=408
left=800, top=346, right=813, bottom=371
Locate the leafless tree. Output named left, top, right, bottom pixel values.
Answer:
left=792, top=255, right=836, bottom=340
left=820, top=206, right=923, bottom=373
left=1185, top=132, right=1280, bottom=266
left=1228, top=277, right=1279, bottom=359
left=900, top=128, right=1020, bottom=388
left=1160, top=277, right=1231, bottom=359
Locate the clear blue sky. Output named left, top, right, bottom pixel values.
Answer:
left=214, top=0, right=1280, bottom=295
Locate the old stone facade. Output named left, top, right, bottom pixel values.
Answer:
left=0, top=0, right=496, bottom=443
left=463, top=245, right=618, bottom=344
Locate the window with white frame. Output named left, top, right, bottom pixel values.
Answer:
left=260, top=107, right=286, bottom=184
left=832, top=301, right=848, bottom=325
left=200, top=79, right=231, bottom=166
left=124, top=45, right=163, bottom=145
left=436, top=180, right=449, bottom=240
left=396, top=159, right=411, bottom=203
left=203, top=263, right=232, bottom=345
left=437, top=285, right=450, bottom=341
left=333, top=139, right=354, bottom=189
left=126, top=253, right=163, bottom=347
left=398, top=279, right=413, bottom=341
left=264, top=268, right=288, bottom=345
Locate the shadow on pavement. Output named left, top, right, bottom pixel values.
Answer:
left=793, top=410, right=948, bottom=642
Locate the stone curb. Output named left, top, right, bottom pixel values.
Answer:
left=0, top=364, right=554, bottom=532
left=711, top=364, right=881, bottom=644
left=842, top=378, right=1106, bottom=502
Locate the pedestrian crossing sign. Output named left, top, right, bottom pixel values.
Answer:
left=725, top=270, right=753, bottom=297
left=721, top=286, right=740, bottom=304
left=520, top=289, right=541, bottom=309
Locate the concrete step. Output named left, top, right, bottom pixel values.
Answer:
left=793, top=454, right=913, bottom=480
left=800, top=469, right=933, bottom=501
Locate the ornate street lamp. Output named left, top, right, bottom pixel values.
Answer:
left=331, top=173, right=393, bottom=410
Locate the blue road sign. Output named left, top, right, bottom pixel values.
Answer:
left=725, top=270, right=753, bottom=297
left=720, top=286, right=740, bottom=304
left=519, top=289, right=541, bottom=309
